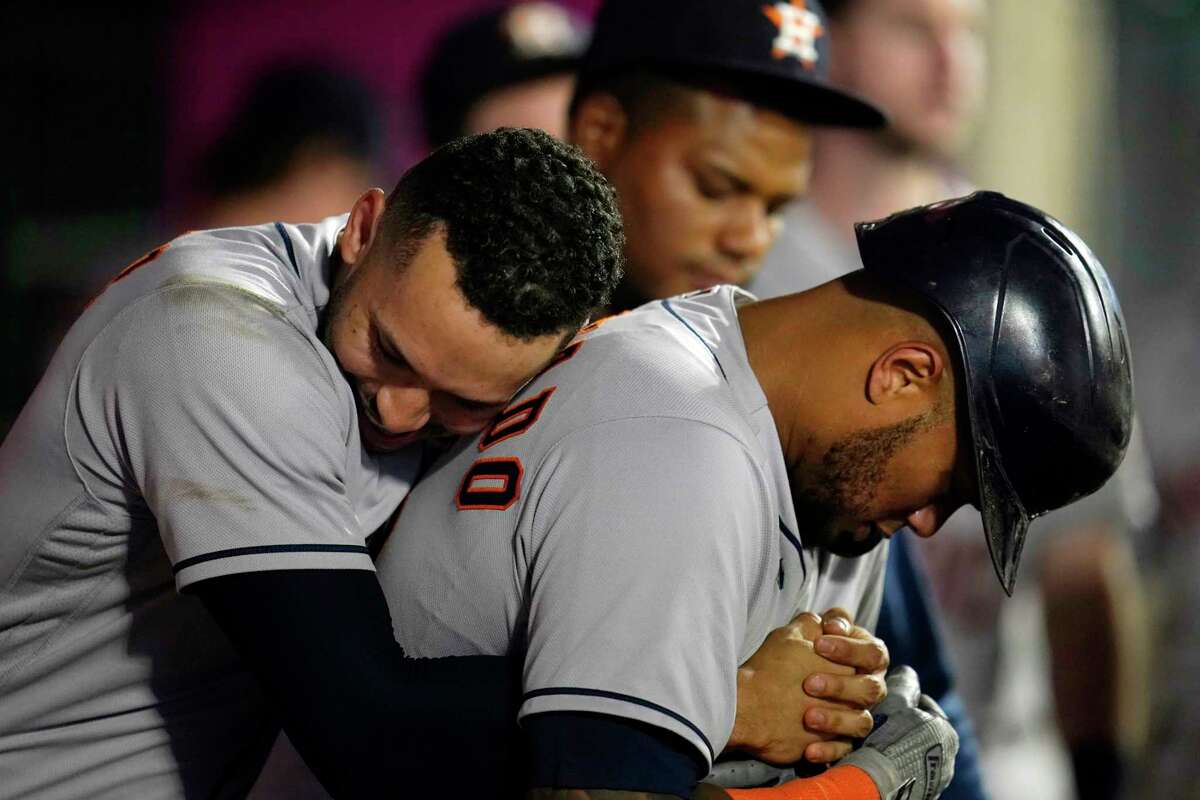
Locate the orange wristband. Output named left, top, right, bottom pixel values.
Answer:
left=725, top=765, right=880, bottom=800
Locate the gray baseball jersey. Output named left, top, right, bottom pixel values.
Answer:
left=0, top=217, right=420, bottom=799
left=375, top=285, right=888, bottom=770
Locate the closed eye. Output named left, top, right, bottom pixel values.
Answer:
left=374, top=328, right=411, bottom=371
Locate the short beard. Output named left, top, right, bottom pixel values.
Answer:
left=791, top=410, right=937, bottom=557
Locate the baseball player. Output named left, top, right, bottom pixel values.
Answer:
left=564, top=0, right=884, bottom=313
left=374, top=192, right=1134, bottom=799
left=0, top=129, right=623, bottom=798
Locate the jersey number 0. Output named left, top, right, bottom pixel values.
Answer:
left=455, top=341, right=582, bottom=511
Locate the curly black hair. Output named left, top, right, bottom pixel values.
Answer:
left=380, top=128, right=624, bottom=339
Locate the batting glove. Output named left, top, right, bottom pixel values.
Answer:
left=840, top=665, right=958, bottom=800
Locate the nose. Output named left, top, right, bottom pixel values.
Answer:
left=906, top=504, right=948, bottom=538
left=373, top=385, right=432, bottom=434
left=718, top=201, right=775, bottom=264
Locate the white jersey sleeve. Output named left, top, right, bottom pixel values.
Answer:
left=517, top=415, right=774, bottom=769
left=71, top=281, right=370, bottom=589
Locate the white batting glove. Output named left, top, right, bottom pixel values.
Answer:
left=840, top=665, right=958, bottom=800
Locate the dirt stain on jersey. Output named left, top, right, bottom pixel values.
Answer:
left=161, top=478, right=256, bottom=511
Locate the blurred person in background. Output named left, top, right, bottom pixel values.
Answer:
left=753, top=2, right=1156, bottom=799
left=751, top=0, right=985, bottom=298
left=188, top=62, right=383, bottom=228
left=6, top=62, right=387, bottom=441
left=420, top=1, right=590, bottom=148
left=1142, top=501, right=1200, bottom=800
left=91, top=61, right=384, bottom=282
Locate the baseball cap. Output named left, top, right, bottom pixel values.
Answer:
left=421, top=2, right=591, bottom=147
left=576, top=0, right=884, bottom=128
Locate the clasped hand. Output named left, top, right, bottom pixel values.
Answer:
left=730, top=608, right=889, bottom=764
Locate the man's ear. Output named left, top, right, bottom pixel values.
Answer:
left=866, top=342, right=946, bottom=405
left=569, top=92, right=628, bottom=171
left=337, top=188, right=387, bottom=273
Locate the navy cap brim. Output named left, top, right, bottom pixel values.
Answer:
left=581, top=58, right=886, bottom=129
left=699, top=59, right=886, bottom=128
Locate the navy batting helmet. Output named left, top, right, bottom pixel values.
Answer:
left=857, top=192, right=1134, bottom=595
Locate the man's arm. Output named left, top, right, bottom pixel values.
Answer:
left=530, top=773, right=872, bottom=800
left=523, top=711, right=877, bottom=800
left=192, top=568, right=524, bottom=796
left=526, top=667, right=957, bottom=800
left=516, top=419, right=775, bottom=769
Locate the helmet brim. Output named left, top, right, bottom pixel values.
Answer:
left=934, top=302, right=1032, bottom=597
left=973, top=431, right=1031, bottom=596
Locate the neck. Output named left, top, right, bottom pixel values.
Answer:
left=808, top=130, right=957, bottom=242
left=738, top=284, right=851, bottom=469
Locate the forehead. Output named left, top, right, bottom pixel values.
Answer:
left=371, top=231, right=559, bottom=398
left=641, top=89, right=813, bottom=191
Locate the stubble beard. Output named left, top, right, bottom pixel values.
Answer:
left=790, top=412, right=932, bottom=557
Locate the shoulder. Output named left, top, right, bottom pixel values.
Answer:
left=91, top=223, right=311, bottom=324
left=76, top=280, right=345, bottom=430
left=539, top=309, right=751, bottom=437
left=104, top=279, right=319, bottom=363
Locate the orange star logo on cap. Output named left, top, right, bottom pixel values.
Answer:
left=762, top=0, right=823, bottom=68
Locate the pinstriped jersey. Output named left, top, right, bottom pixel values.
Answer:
left=375, top=286, right=888, bottom=770
left=0, top=216, right=420, bottom=799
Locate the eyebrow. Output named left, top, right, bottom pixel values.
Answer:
left=374, top=319, right=510, bottom=409
left=707, top=162, right=799, bottom=211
